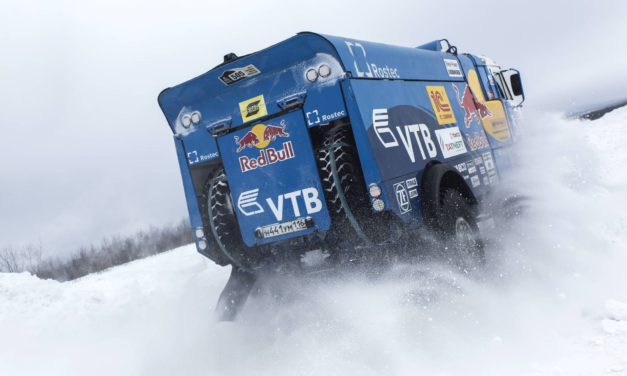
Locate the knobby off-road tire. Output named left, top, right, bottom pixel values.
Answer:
left=316, top=124, right=384, bottom=246
left=434, top=188, right=485, bottom=265
left=200, top=167, right=257, bottom=271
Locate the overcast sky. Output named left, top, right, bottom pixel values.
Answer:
left=1, top=0, right=626, bottom=257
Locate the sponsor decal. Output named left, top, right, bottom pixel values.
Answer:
left=471, top=175, right=480, bottom=188
left=452, top=83, right=492, bottom=128
left=235, top=122, right=289, bottom=152
left=187, top=150, right=219, bottom=165
left=239, top=95, right=268, bottom=122
left=426, top=86, right=456, bottom=125
left=491, top=119, right=509, bottom=134
left=444, top=58, right=463, bottom=78
left=455, top=162, right=467, bottom=173
left=237, top=189, right=264, bottom=216
left=465, top=132, right=490, bottom=151
left=234, top=122, right=294, bottom=172
left=406, top=177, right=418, bottom=189
left=239, top=142, right=295, bottom=173
left=483, top=176, right=490, bottom=186
left=474, top=157, right=483, bottom=166
left=345, top=41, right=400, bottom=79
left=466, top=160, right=477, bottom=175
left=479, top=166, right=486, bottom=175
left=219, top=64, right=261, bottom=85
left=236, top=187, right=322, bottom=222
left=434, top=126, right=468, bottom=159
left=372, top=108, right=438, bottom=163
left=482, top=152, right=495, bottom=171
left=393, top=182, right=412, bottom=214
left=409, top=188, right=418, bottom=199
left=305, top=109, right=346, bottom=126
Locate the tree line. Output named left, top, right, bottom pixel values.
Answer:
left=0, top=219, right=193, bottom=281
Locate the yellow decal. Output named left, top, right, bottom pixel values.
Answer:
left=466, top=70, right=510, bottom=142
left=426, top=85, right=456, bottom=125
left=239, top=95, right=267, bottom=122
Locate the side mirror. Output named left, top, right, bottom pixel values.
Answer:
left=499, top=69, right=525, bottom=107
left=509, top=73, right=523, bottom=96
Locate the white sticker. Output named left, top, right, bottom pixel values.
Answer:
left=435, top=126, right=468, bottom=159
left=444, top=58, right=463, bottom=78
left=482, top=152, right=495, bottom=171
left=409, top=188, right=418, bottom=199
left=393, top=182, right=412, bottom=214
left=406, top=178, right=418, bottom=189
left=219, top=64, right=261, bottom=85
left=471, top=175, right=481, bottom=188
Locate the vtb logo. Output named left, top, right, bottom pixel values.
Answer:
left=237, top=187, right=323, bottom=221
left=426, top=85, right=456, bottom=125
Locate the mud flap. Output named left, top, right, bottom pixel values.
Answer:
left=215, top=267, right=257, bottom=321
left=216, top=110, right=331, bottom=247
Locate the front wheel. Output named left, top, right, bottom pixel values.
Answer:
left=435, top=188, right=485, bottom=265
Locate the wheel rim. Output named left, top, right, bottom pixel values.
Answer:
left=454, top=217, right=477, bottom=249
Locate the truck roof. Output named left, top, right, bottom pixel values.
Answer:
left=158, top=32, right=463, bottom=133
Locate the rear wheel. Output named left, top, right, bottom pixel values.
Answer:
left=316, top=123, right=393, bottom=248
left=200, top=167, right=257, bottom=271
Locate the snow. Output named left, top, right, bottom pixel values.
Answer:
left=2, top=107, right=627, bottom=375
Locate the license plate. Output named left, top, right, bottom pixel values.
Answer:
left=256, top=218, right=309, bottom=239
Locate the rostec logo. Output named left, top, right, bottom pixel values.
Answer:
left=305, top=109, right=346, bottom=126
left=372, top=108, right=438, bottom=163
left=426, top=85, right=456, bottom=125
left=452, top=83, right=492, bottom=128
left=236, top=187, right=323, bottom=222
left=344, top=41, right=400, bottom=79
left=234, top=122, right=295, bottom=172
left=393, top=182, right=411, bottom=214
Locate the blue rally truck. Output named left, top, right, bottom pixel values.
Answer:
left=158, top=32, right=524, bottom=319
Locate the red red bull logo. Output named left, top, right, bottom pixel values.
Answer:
left=452, top=83, right=492, bottom=128
left=234, top=121, right=295, bottom=172
left=239, top=141, right=295, bottom=172
left=234, top=121, right=290, bottom=152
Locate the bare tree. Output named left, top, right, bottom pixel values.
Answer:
left=0, top=242, right=42, bottom=273
left=30, top=218, right=193, bottom=281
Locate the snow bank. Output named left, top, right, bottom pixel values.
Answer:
left=2, top=108, right=627, bottom=375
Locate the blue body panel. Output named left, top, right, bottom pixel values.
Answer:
left=216, top=110, right=331, bottom=246
left=346, top=78, right=495, bottom=221
left=158, top=32, right=520, bottom=257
